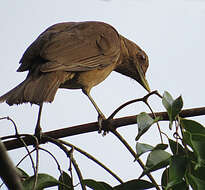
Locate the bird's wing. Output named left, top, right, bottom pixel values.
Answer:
left=19, top=22, right=121, bottom=72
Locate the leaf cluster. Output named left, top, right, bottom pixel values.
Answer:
left=135, top=91, right=205, bottom=190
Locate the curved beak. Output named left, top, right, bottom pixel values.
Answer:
left=136, top=65, right=151, bottom=92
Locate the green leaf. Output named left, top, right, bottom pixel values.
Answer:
left=162, top=91, right=174, bottom=112
left=181, top=118, right=205, bottom=135
left=136, top=143, right=154, bottom=158
left=169, top=139, right=185, bottom=155
left=166, top=180, right=189, bottom=190
left=146, top=150, right=171, bottom=169
left=154, top=143, right=168, bottom=150
left=191, top=134, right=205, bottom=168
left=182, top=131, right=193, bottom=148
left=114, top=179, right=155, bottom=190
left=182, top=131, right=198, bottom=163
left=22, top=173, right=60, bottom=190
left=172, top=96, right=183, bottom=120
left=169, top=155, right=187, bottom=180
left=141, top=150, right=171, bottom=177
left=17, top=167, right=29, bottom=179
left=190, top=165, right=205, bottom=181
left=162, top=91, right=183, bottom=128
left=100, top=182, right=113, bottom=190
left=162, top=91, right=174, bottom=128
left=161, top=167, right=189, bottom=190
left=186, top=172, right=205, bottom=190
left=182, top=129, right=205, bottom=168
left=58, top=171, right=73, bottom=190
left=166, top=155, right=187, bottom=188
left=83, top=179, right=111, bottom=190
left=135, top=143, right=167, bottom=159
left=161, top=168, right=169, bottom=190
left=136, top=142, right=168, bottom=159
left=136, top=112, right=156, bottom=141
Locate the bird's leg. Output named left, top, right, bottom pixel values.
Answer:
left=34, top=103, right=43, bottom=140
left=83, top=89, right=106, bottom=133
left=87, top=93, right=106, bottom=133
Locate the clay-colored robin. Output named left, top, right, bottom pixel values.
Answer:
left=0, top=21, right=150, bottom=135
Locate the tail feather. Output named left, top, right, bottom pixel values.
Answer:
left=0, top=71, right=70, bottom=106
left=0, top=79, right=31, bottom=105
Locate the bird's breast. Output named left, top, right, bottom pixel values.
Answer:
left=60, top=63, right=116, bottom=91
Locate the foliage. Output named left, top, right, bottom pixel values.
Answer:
left=1, top=91, right=205, bottom=190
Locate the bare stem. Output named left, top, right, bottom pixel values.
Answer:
left=38, top=147, right=63, bottom=175
left=70, top=148, right=86, bottom=190
left=144, top=101, right=163, bottom=143
left=111, top=129, right=160, bottom=190
left=59, top=139, right=124, bottom=184
left=108, top=90, right=161, bottom=119
left=44, top=137, right=86, bottom=190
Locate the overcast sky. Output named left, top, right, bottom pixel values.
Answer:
left=1, top=0, right=205, bottom=189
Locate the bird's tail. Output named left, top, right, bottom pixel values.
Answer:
left=0, top=71, right=69, bottom=106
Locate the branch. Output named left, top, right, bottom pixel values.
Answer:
left=0, top=139, right=23, bottom=190
left=3, top=106, right=205, bottom=151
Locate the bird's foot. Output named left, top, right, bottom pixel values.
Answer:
left=97, top=114, right=106, bottom=134
left=97, top=114, right=113, bottom=136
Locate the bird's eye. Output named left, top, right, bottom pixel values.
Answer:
left=141, top=54, right=146, bottom=60
left=136, top=53, right=146, bottom=62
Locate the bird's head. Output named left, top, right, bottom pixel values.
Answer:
left=115, top=35, right=150, bottom=92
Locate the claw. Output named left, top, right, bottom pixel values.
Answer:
left=97, top=114, right=105, bottom=133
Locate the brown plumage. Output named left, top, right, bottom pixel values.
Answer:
left=0, top=21, right=150, bottom=134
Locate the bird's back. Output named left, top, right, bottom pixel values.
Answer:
left=18, top=21, right=121, bottom=73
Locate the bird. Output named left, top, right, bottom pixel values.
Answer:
left=0, top=21, right=150, bottom=136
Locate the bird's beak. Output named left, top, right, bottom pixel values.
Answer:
left=137, top=65, right=151, bottom=92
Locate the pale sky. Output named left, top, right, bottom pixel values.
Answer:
left=0, top=1, right=205, bottom=189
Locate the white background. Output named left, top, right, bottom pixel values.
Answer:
left=0, top=0, right=205, bottom=189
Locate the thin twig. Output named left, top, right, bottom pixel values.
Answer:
left=144, top=101, right=163, bottom=143
left=111, top=129, right=160, bottom=190
left=38, top=147, right=63, bottom=175
left=68, top=154, right=74, bottom=189
left=70, top=148, right=86, bottom=190
left=45, top=137, right=87, bottom=190
left=44, top=137, right=70, bottom=157
left=0, top=118, right=38, bottom=179
left=4, top=117, right=18, bottom=135
left=108, top=90, right=160, bottom=119
left=59, top=139, right=124, bottom=184
left=16, top=148, right=36, bottom=167
left=19, top=137, right=38, bottom=177
left=33, top=145, right=39, bottom=190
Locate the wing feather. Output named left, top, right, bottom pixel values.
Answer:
left=19, top=22, right=121, bottom=73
